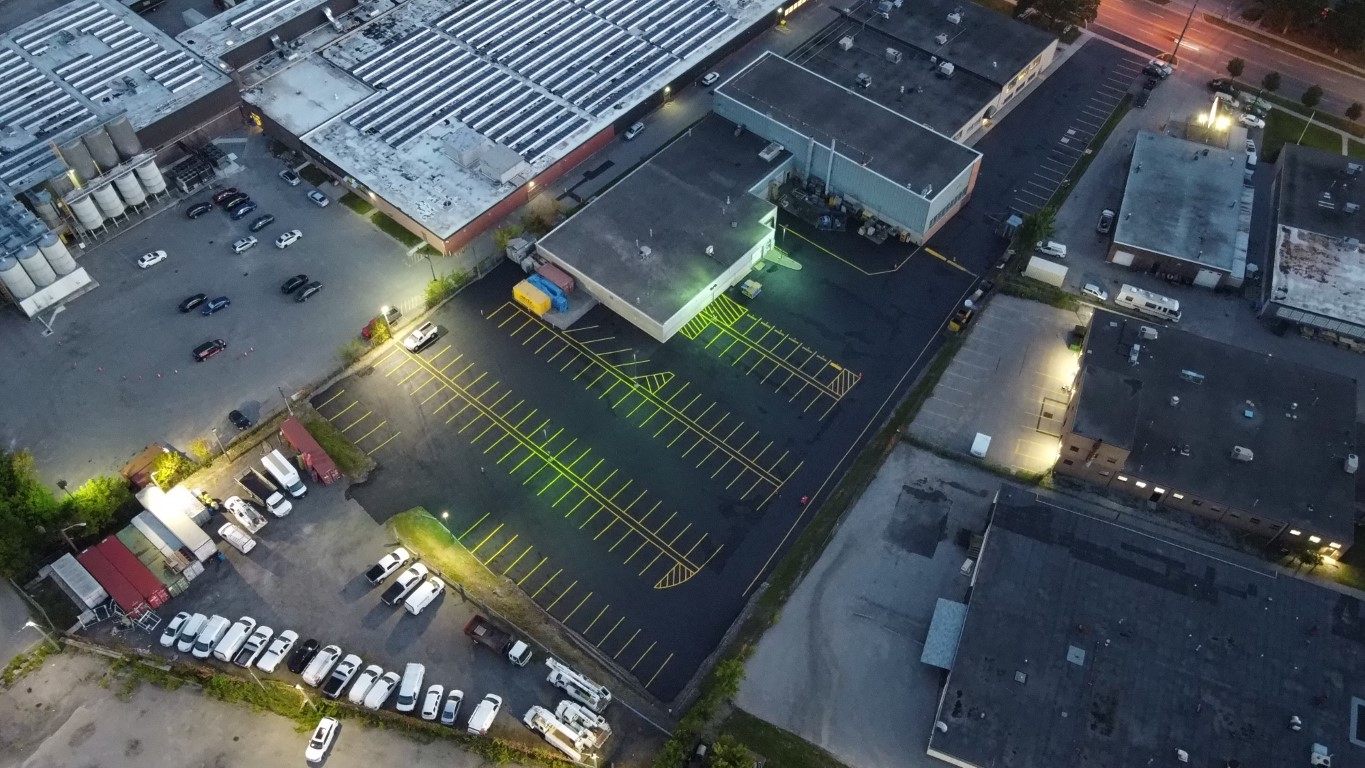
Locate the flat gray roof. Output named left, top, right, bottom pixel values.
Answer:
left=536, top=114, right=780, bottom=327
left=716, top=52, right=979, bottom=198
left=0, top=0, right=230, bottom=190
left=930, top=485, right=1365, bottom=768
left=856, top=0, right=1054, bottom=87
left=1072, top=310, right=1357, bottom=540
left=246, top=0, right=780, bottom=239
left=1113, top=131, right=1247, bottom=275
left=786, top=15, right=999, bottom=138
left=1268, top=145, right=1365, bottom=330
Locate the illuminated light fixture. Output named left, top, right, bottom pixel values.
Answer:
left=1116, top=475, right=1129, bottom=482
left=1309, top=536, right=1322, bottom=544
left=1173, top=493, right=1185, bottom=500
left=1134, top=481, right=1148, bottom=489
left=1154, top=487, right=1166, bottom=494
left=1330, top=542, right=1342, bottom=549
left=1289, top=529, right=1302, bottom=536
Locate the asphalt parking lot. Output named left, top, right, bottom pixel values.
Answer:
left=129, top=455, right=660, bottom=761
left=909, top=296, right=1082, bottom=473
left=312, top=210, right=973, bottom=701
left=0, top=132, right=432, bottom=485
left=734, top=445, right=996, bottom=768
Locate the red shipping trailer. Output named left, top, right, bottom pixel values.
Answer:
left=77, top=546, right=148, bottom=618
left=279, top=416, right=341, bottom=484
left=97, top=537, right=169, bottom=608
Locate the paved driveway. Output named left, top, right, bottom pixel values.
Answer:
left=0, top=133, right=432, bottom=485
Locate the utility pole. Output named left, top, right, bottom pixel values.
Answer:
left=279, top=386, right=294, bottom=416
left=1172, top=0, right=1202, bottom=64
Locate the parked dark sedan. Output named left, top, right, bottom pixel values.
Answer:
left=220, top=192, right=249, bottom=210
left=229, top=200, right=258, bottom=220
left=179, top=293, right=207, bottom=313
left=281, top=274, right=308, bottom=294
left=249, top=214, right=276, bottom=232
left=186, top=202, right=213, bottom=219
left=212, top=187, right=240, bottom=205
left=200, top=296, right=231, bottom=316
left=286, top=639, right=321, bottom=674
left=229, top=410, right=252, bottom=430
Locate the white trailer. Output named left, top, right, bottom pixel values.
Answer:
left=545, top=657, right=612, bottom=713
left=46, top=552, right=108, bottom=609
left=137, top=485, right=210, bottom=526
left=1022, top=256, right=1066, bottom=288
left=141, top=497, right=216, bottom=562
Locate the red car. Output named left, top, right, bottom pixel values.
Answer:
left=212, top=187, right=240, bottom=205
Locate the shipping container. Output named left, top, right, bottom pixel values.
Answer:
left=279, top=417, right=341, bottom=484
left=137, top=485, right=211, bottom=526
left=143, top=503, right=216, bottom=563
left=97, top=537, right=170, bottom=608
left=527, top=274, right=569, bottom=312
left=77, top=546, right=148, bottom=618
left=48, top=553, right=108, bottom=609
left=116, top=526, right=192, bottom=596
left=514, top=280, right=552, bottom=316
left=535, top=263, right=576, bottom=295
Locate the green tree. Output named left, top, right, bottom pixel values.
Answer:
left=1347, top=102, right=1364, bottom=122
left=188, top=437, right=214, bottom=464
left=151, top=450, right=198, bottom=491
left=1017, top=206, right=1057, bottom=254
left=1302, top=84, right=1324, bottom=109
left=493, top=224, right=525, bottom=254
left=1262, top=0, right=1320, bottom=32
left=710, top=658, right=746, bottom=700
left=368, top=317, right=392, bottom=344
left=339, top=339, right=368, bottom=365
left=707, top=736, right=750, bottom=768
left=1033, top=0, right=1100, bottom=26
left=1226, top=57, right=1245, bottom=78
left=1324, top=0, right=1365, bottom=51
left=0, top=450, right=63, bottom=578
left=1262, top=71, right=1282, bottom=94
left=65, top=475, right=133, bottom=533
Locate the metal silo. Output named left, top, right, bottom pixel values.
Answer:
left=91, top=183, right=125, bottom=219
left=38, top=231, right=76, bottom=275
left=61, top=138, right=99, bottom=181
left=83, top=128, right=119, bottom=170
left=107, top=117, right=142, bottom=160
left=66, top=192, right=104, bottom=232
left=17, top=244, right=56, bottom=287
left=0, top=256, right=37, bottom=299
left=134, top=159, right=167, bottom=194
left=28, top=191, right=62, bottom=231
left=113, top=171, right=146, bottom=206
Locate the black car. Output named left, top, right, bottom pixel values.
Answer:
left=249, top=214, right=276, bottom=232
left=221, top=192, right=249, bottom=210
left=212, top=187, right=240, bottom=205
left=286, top=639, right=321, bottom=674
left=229, top=409, right=252, bottom=430
left=187, top=202, right=213, bottom=219
left=281, top=274, right=308, bottom=294
left=295, top=281, right=323, bottom=302
left=1207, top=78, right=1237, bottom=96
left=179, top=293, right=207, bottom=313
left=1142, top=77, right=1158, bottom=91
left=193, top=339, right=227, bottom=362
left=1134, top=89, right=1150, bottom=108
left=229, top=200, right=258, bottom=220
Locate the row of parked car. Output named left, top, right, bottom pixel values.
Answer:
left=365, top=547, right=445, bottom=615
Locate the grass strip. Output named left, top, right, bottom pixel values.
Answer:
left=297, top=406, right=374, bottom=478
left=1048, top=94, right=1131, bottom=210
left=1262, top=109, right=1343, bottom=160
left=720, top=710, right=852, bottom=768
left=339, top=192, right=376, bottom=216
left=1, top=640, right=61, bottom=687
left=372, top=212, right=425, bottom=248
left=299, top=164, right=330, bottom=186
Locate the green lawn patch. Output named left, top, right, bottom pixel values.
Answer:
left=298, top=408, right=374, bottom=478
left=721, top=710, right=852, bottom=768
left=298, top=164, right=330, bottom=186
left=999, top=273, right=1080, bottom=311
left=371, top=212, right=424, bottom=248
left=1226, top=75, right=1365, bottom=139
left=2, top=640, right=61, bottom=687
left=1349, top=140, right=1365, bottom=159
left=1262, top=110, right=1342, bottom=161
left=339, top=192, right=375, bottom=216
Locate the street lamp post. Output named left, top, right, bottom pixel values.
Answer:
left=56, top=480, right=71, bottom=498
left=210, top=427, right=226, bottom=456
left=424, top=253, right=437, bottom=281
left=23, top=620, right=61, bottom=651
left=294, top=684, right=316, bottom=712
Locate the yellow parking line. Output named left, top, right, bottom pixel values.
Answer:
left=326, top=401, right=357, bottom=422
left=316, top=389, right=345, bottom=409
left=365, top=431, right=400, bottom=455
left=597, top=616, right=624, bottom=645
left=516, top=556, right=547, bottom=585
left=458, top=513, right=490, bottom=541
left=482, top=534, right=518, bottom=565
left=468, top=523, right=505, bottom=556
left=562, top=591, right=593, bottom=623
left=342, top=411, right=372, bottom=432
left=500, top=545, right=533, bottom=575
left=638, top=551, right=663, bottom=576
left=614, top=629, right=640, bottom=659
left=545, top=580, right=575, bottom=610
left=582, top=604, right=610, bottom=635
left=645, top=653, right=673, bottom=688
left=352, top=420, right=386, bottom=444
left=532, top=569, right=562, bottom=598
left=631, top=641, right=656, bottom=670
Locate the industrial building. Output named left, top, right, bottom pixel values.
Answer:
left=1107, top=130, right=1252, bottom=289
left=1055, top=309, right=1358, bottom=551
left=1261, top=145, right=1365, bottom=348
left=238, top=0, right=788, bottom=255
left=0, top=0, right=235, bottom=315
left=714, top=52, right=981, bottom=246
left=787, top=0, right=1056, bottom=142
left=925, top=485, right=1364, bottom=768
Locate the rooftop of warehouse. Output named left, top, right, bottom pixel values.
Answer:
left=716, top=52, right=980, bottom=198
left=535, top=113, right=782, bottom=328
left=1113, top=130, right=1248, bottom=275
left=1267, top=144, right=1365, bottom=330
left=0, top=0, right=230, bottom=190
left=176, top=0, right=344, bottom=67
left=929, top=485, right=1365, bottom=768
left=1071, top=309, right=1358, bottom=542
left=244, top=0, right=781, bottom=239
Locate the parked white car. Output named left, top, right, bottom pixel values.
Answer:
left=234, top=625, right=274, bottom=668
left=1035, top=240, right=1067, bottom=259
left=402, top=321, right=439, bottom=352
left=362, top=671, right=401, bottom=710
left=420, top=684, right=444, bottom=721
left=232, top=236, right=258, bottom=254
left=1239, top=113, right=1265, bottom=129
left=224, top=496, right=268, bottom=534
left=160, top=612, right=191, bottom=647
left=404, top=576, right=445, bottom=615
left=1081, top=282, right=1109, bottom=302
left=256, top=629, right=298, bottom=673
left=307, top=189, right=330, bottom=207
left=275, top=229, right=302, bottom=249
left=305, top=717, right=338, bottom=763
left=137, top=250, right=167, bottom=269
left=175, top=613, right=208, bottom=653
left=366, top=547, right=412, bottom=585
left=301, top=645, right=343, bottom=687
left=348, top=664, right=384, bottom=705
left=219, top=522, right=256, bottom=554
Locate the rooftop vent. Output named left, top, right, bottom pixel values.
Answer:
left=1347, top=453, right=1359, bottom=474
left=937, top=61, right=955, bottom=77
left=1230, top=446, right=1254, bottom=462
left=947, top=10, right=962, bottom=23
left=1139, top=326, right=1158, bottom=340
left=1179, top=369, right=1205, bottom=384
left=638, top=245, right=652, bottom=259
left=1170, top=396, right=1180, bottom=407
left=1346, top=237, right=1362, bottom=250
left=935, top=32, right=949, bottom=46
left=1319, top=192, right=1335, bottom=210
left=758, top=142, right=783, bottom=161
left=838, top=35, right=854, bottom=51
left=855, top=72, right=872, bottom=89
left=886, top=47, right=902, bottom=63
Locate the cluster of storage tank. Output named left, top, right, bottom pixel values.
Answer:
left=0, top=205, right=79, bottom=301
left=58, top=117, right=168, bottom=234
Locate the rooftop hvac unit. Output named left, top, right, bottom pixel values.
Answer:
left=886, top=47, right=902, bottom=63
left=877, top=0, right=893, bottom=13
left=1346, top=163, right=1362, bottom=176
left=947, top=10, right=962, bottom=23
left=1230, top=446, right=1254, bottom=462
left=1179, top=369, right=1205, bottom=384
left=838, top=36, right=854, bottom=51
left=935, top=32, right=949, bottom=46
left=1346, top=453, right=1359, bottom=474
left=937, top=61, right=955, bottom=77
left=1139, top=326, right=1158, bottom=339
left=758, top=142, right=783, bottom=161
left=1345, top=202, right=1360, bottom=214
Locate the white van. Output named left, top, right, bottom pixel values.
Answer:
left=192, top=615, right=230, bottom=658
left=175, top=613, right=208, bottom=653
left=395, top=663, right=426, bottom=713
left=404, top=577, right=445, bottom=615
left=219, top=522, right=256, bottom=554
left=262, top=449, right=307, bottom=498
left=466, top=693, right=502, bottom=735
left=213, top=617, right=258, bottom=662
left=1036, top=240, right=1067, bottom=259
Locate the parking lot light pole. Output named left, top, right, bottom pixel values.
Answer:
left=294, top=684, right=316, bottom=712
left=23, top=620, right=61, bottom=651
left=210, top=427, right=226, bottom=456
